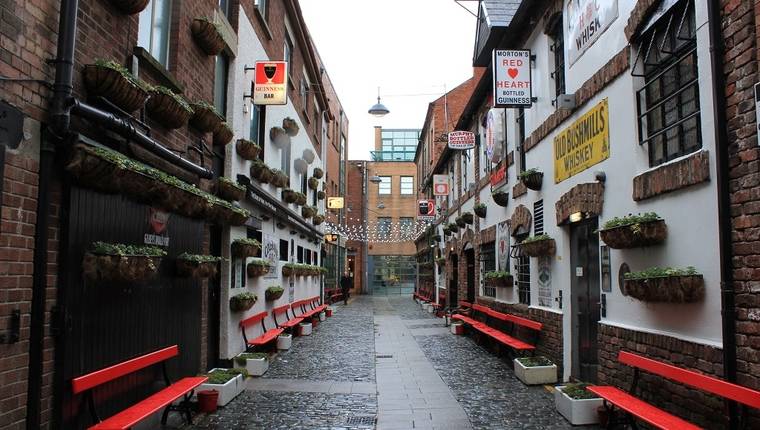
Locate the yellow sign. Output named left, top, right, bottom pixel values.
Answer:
left=553, top=98, right=610, bottom=183
left=327, top=197, right=344, bottom=209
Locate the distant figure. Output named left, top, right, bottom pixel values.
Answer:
left=340, top=271, right=352, bottom=305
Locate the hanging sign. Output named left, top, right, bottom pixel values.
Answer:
left=433, top=175, right=449, bottom=196
left=493, top=50, right=532, bottom=108
left=567, top=0, right=618, bottom=66
left=418, top=199, right=435, bottom=222
left=253, top=61, right=288, bottom=105
left=447, top=131, right=475, bottom=150
left=553, top=98, right=610, bottom=183
left=327, top=197, right=344, bottom=209
left=490, top=163, right=506, bottom=186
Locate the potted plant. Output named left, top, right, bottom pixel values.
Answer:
left=82, top=242, right=166, bottom=282
left=492, top=190, right=509, bottom=207
left=197, top=368, right=246, bottom=406
left=270, top=126, right=289, bottom=148
left=231, top=238, right=261, bottom=258
left=282, top=263, right=297, bottom=277
left=215, top=177, right=245, bottom=202
left=281, top=188, right=297, bottom=204
left=624, top=266, right=704, bottom=303
left=270, top=169, right=289, bottom=188
left=313, top=214, right=325, bottom=225
left=265, top=286, right=284, bottom=301
left=213, top=122, right=233, bottom=146
left=443, top=226, right=451, bottom=236
left=282, top=117, right=299, bottom=136
left=308, top=177, right=319, bottom=190
left=461, top=211, right=474, bottom=224
left=295, top=192, right=307, bottom=206
left=455, top=216, right=466, bottom=228
left=448, top=222, right=459, bottom=233
left=317, top=191, right=325, bottom=200
left=190, top=101, right=224, bottom=133
left=233, top=352, right=268, bottom=376
left=435, top=257, right=446, bottom=266
left=107, top=0, right=149, bottom=14
left=145, top=86, right=193, bottom=129
left=519, top=168, right=544, bottom=191
left=301, top=205, right=316, bottom=219
left=312, top=167, right=324, bottom=179
left=554, top=383, right=603, bottom=425
left=599, top=213, right=667, bottom=249
left=229, top=292, right=257, bottom=312
left=176, top=253, right=221, bottom=278
left=246, top=259, right=271, bottom=277
left=514, top=356, right=557, bottom=385
left=191, top=17, right=225, bottom=56
left=82, top=60, right=150, bottom=113
left=484, top=271, right=513, bottom=288
left=474, top=203, right=487, bottom=218
left=250, top=160, right=273, bottom=184
left=519, top=234, right=556, bottom=257
left=235, top=139, right=261, bottom=160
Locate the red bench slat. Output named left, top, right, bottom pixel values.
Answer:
left=248, top=328, right=283, bottom=346
left=89, top=376, right=207, bottom=430
left=72, top=346, right=179, bottom=394
left=458, top=301, right=472, bottom=308
left=586, top=386, right=701, bottom=430
left=472, top=304, right=543, bottom=331
left=272, top=305, right=291, bottom=316
left=239, top=311, right=268, bottom=329
left=279, top=318, right=303, bottom=328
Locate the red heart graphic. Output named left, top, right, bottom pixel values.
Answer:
left=508, top=68, right=519, bottom=79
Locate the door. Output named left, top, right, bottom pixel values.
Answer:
left=207, top=225, right=221, bottom=370
left=465, top=247, right=475, bottom=303
left=449, top=254, right=458, bottom=306
left=570, top=218, right=601, bottom=383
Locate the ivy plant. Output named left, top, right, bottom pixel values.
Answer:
left=177, top=253, right=222, bottom=263
left=522, top=234, right=552, bottom=244
left=90, top=242, right=167, bottom=257
left=624, top=266, right=699, bottom=280
left=602, top=212, right=661, bottom=230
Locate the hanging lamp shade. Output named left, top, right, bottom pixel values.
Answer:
left=368, top=96, right=389, bottom=117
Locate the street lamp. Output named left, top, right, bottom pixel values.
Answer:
left=369, top=175, right=382, bottom=184
left=368, top=87, right=390, bottom=117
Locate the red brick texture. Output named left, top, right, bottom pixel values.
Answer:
left=625, top=0, right=663, bottom=41
left=632, top=150, right=711, bottom=201
left=554, top=182, right=604, bottom=225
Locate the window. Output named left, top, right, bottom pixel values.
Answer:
left=214, top=54, right=229, bottom=117
left=635, top=0, right=700, bottom=167
left=378, top=176, right=391, bottom=195
left=247, top=228, right=262, bottom=258
left=516, top=107, right=526, bottom=173
left=400, top=176, right=414, bottom=195
left=218, top=0, right=229, bottom=18
left=305, top=250, right=311, bottom=264
left=279, top=239, right=288, bottom=261
left=377, top=217, right=392, bottom=236
left=284, top=33, right=294, bottom=81
left=249, top=105, right=266, bottom=161
left=255, top=0, right=267, bottom=20
left=480, top=242, right=496, bottom=298
left=514, top=240, right=530, bottom=305
left=281, top=142, right=291, bottom=176
left=399, top=217, right=414, bottom=238
left=300, top=71, right=308, bottom=107
left=549, top=16, right=565, bottom=102
left=138, top=0, right=172, bottom=67
left=297, top=246, right=304, bottom=263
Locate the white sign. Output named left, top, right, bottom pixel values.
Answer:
left=327, top=197, right=344, bottom=209
left=493, top=49, right=532, bottom=108
left=433, top=175, right=449, bottom=196
left=497, top=221, right=510, bottom=271
left=253, top=61, right=288, bottom=105
left=262, top=233, right=279, bottom=279
left=567, top=0, right=618, bottom=66
left=447, top=131, right=475, bottom=150
left=485, top=111, right=495, bottom=162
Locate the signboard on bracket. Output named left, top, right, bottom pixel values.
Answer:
left=254, top=61, right=288, bottom=105
left=447, top=131, right=476, bottom=150
left=327, top=197, right=344, bottom=209
left=433, top=175, right=449, bottom=196
left=418, top=199, right=435, bottom=222
left=493, top=49, right=532, bottom=108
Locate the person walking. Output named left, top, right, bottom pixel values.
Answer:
left=340, top=271, right=352, bottom=305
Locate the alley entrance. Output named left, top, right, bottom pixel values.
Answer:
left=570, top=218, right=601, bottom=383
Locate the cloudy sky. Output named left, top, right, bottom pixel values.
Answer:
left=300, top=0, right=478, bottom=160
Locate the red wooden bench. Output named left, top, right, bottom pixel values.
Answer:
left=326, top=288, right=343, bottom=304
left=431, top=292, right=446, bottom=312
left=589, top=351, right=760, bottom=430
left=452, top=302, right=541, bottom=353
left=271, top=304, right=303, bottom=332
left=71, top=345, right=207, bottom=429
left=240, top=311, right=283, bottom=351
left=298, top=296, right=326, bottom=319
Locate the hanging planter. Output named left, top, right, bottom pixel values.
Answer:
left=474, top=203, right=487, bottom=218
left=317, top=191, right=325, bottom=200
left=492, top=190, right=509, bottom=207
left=519, top=169, right=544, bottom=191
left=235, top=139, right=261, bottom=161
left=461, top=212, right=474, bottom=224
left=436, top=257, right=446, bottom=266
left=456, top=216, right=466, bottom=228
left=215, top=177, right=245, bottom=202
left=270, top=169, right=289, bottom=188
left=301, top=205, right=316, bottom=219
left=281, top=188, right=297, bottom=204
left=484, top=271, right=514, bottom=288
left=190, top=101, right=224, bottom=133
left=519, top=234, right=556, bottom=257
left=229, top=292, right=257, bottom=312
left=191, top=18, right=225, bottom=56
left=250, top=161, right=273, bottom=184
left=145, top=86, right=193, bottom=129
left=294, top=158, right=308, bottom=174
left=282, top=117, right=299, bottom=136
left=83, top=60, right=150, bottom=113
left=313, top=214, right=325, bottom=225
left=302, top=149, right=315, bottom=164
left=82, top=242, right=166, bottom=282
left=443, top=226, right=452, bottom=236
left=270, top=127, right=289, bottom=148
left=312, top=167, right=324, bottom=179
left=107, top=0, right=150, bottom=14
left=213, top=122, right=234, bottom=146
left=308, top=177, right=319, bottom=190
left=295, top=192, right=307, bottom=206
left=265, top=286, right=284, bottom=301
left=599, top=214, right=667, bottom=249
left=623, top=267, right=704, bottom=303
left=246, top=259, right=271, bottom=277
left=448, top=222, right=459, bottom=233
left=231, top=238, right=261, bottom=258
left=282, top=263, right=297, bottom=277
left=176, top=253, right=221, bottom=278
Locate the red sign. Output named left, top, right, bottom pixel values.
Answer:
left=490, top=163, right=506, bottom=186
left=418, top=199, right=435, bottom=221
left=149, top=208, right=170, bottom=234
left=254, top=61, right=288, bottom=105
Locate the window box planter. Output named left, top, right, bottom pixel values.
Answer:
left=301, top=205, right=316, bottom=219
left=277, top=333, right=292, bottom=350
left=514, top=357, right=557, bottom=385
left=282, top=263, right=297, bottom=277
left=250, top=161, right=273, bottom=184
left=312, top=167, right=324, bottom=179
left=145, top=86, right=193, bottom=129
left=270, top=127, right=289, bottom=148
left=229, top=292, right=257, bottom=312
left=233, top=353, right=268, bottom=376
left=189, top=101, right=223, bottom=133
left=213, top=122, right=233, bottom=146
left=600, top=215, right=667, bottom=249
left=484, top=271, right=513, bottom=288
left=474, top=204, right=487, bottom=218
left=107, top=0, right=149, bottom=14
left=271, top=169, right=289, bottom=188
left=624, top=267, right=704, bottom=303
left=554, top=384, right=603, bottom=425
left=82, top=61, right=150, bottom=113
left=317, top=191, right=325, bottom=200
left=215, top=177, right=245, bottom=202
left=461, top=212, right=474, bottom=224
left=82, top=242, right=166, bottom=282
left=235, top=139, right=260, bottom=160
left=308, top=177, right=319, bottom=190
left=197, top=369, right=246, bottom=406
left=519, top=235, right=556, bottom=257
left=191, top=18, right=225, bottom=56
left=265, top=286, right=284, bottom=301
left=246, top=259, right=271, bottom=277
left=295, top=192, right=307, bottom=206
left=492, top=191, right=509, bottom=207
left=448, top=223, right=459, bottom=233
left=299, top=321, right=312, bottom=336
left=455, top=217, right=466, bottom=228
left=282, top=117, right=299, bottom=136
left=176, top=253, right=221, bottom=278
left=519, top=169, right=543, bottom=191
left=313, top=214, right=325, bottom=225
left=231, top=238, right=261, bottom=258
left=281, top=188, right=297, bottom=204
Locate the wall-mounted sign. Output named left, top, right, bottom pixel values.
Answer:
left=493, top=49, right=532, bottom=108
left=497, top=221, right=510, bottom=271
left=553, top=98, right=610, bottom=183
left=447, top=131, right=475, bottom=150
left=327, top=197, right=344, bottom=209
left=490, top=163, right=506, bottom=186
left=144, top=208, right=170, bottom=247
left=324, top=233, right=339, bottom=242
left=433, top=175, right=449, bottom=196
left=254, top=61, right=288, bottom=105
left=418, top=199, right=435, bottom=222
left=262, top=233, right=279, bottom=279
left=485, top=111, right=495, bottom=161
left=567, top=0, right=618, bottom=66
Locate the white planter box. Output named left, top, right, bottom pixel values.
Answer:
left=427, top=304, right=435, bottom=313
left=234, top=355, right=269, bottom=376
left=277, top=334, right=292, bottom=350
left=319, top=311, right=326, bottom=321
left=197, top=368, right=245, bottom=406
left=513, top=359, right=557, bottom=385
left=450, top=322, right=464, bottom=335
left=299, top=322, right=312, bottom=336
left=554, top=386, right=603, bottom=425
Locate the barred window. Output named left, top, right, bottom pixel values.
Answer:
left=480, top=242, right=496, bottom=298
left=634, top=0, right=700, bottom=167
left=549, top=16, right=565, bottom=102
left=512, top=240, right=530, bottom=305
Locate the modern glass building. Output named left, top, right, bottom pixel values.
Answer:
left=368, top=255, right=417, bottom=295
left=371, top=129, right=420, bottom=161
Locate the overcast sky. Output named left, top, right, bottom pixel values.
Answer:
left=300, top=0, right=478, bottom=160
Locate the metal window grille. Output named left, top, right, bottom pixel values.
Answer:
left=480, top=242, right=496, bottom=298
left=550, top=17, right=566, bottom=101
left=633, top=0, right=700, bottom=167
left=534, top=200, right=544, bottom=235
left=511, top=243, right=530, bottom=305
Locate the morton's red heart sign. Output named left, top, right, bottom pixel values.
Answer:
left=493, top=49, right=532, bottom=108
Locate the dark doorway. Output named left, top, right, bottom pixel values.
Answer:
left=570, top=218, right=601, bottom=383
left=207, top=225, right=221, bottom=371
left=449, top=254, right=458, bottom=306
left=465, top=247, right=475, bottom=303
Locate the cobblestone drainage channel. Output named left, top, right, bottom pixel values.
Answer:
left=346, top=416, right=377, bottom=425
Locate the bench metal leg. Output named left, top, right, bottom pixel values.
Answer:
left=160, top=391, right=195, bottom=426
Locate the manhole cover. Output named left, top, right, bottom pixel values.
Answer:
left=376, top=354, right=393, bottom=359
left=346, top=416, right=377, bottom=425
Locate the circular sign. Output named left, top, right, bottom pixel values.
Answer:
left=434, top=183, right=448, bottom=194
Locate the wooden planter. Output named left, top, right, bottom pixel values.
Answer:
left=295, top=193, right=307, bottom=206
left=521, top=171, right=544, bottom=191
left=176, top=259, right=218, bottom=278
left=265, top=287, right=284, bottom=301
left=213, top=123, right=233, bottom=146
left=301, top=206, right=315, bottom=219
left=82, top=64, right=148, bottom=113
left=520, top=238, right=556, bottom=257
left=600, top=219, right=667, bottom=249
left=235, top=139, right=260, bottom=160
left=281, top=189, right=297, bottom=204
left=190, top=103, right=223, bottom=133
left=191, top=18, right=225, bottom=56
left=486, top=276, right=514, bottom=288
left=474, top=206, right=487, bottom=218
left=246, top=263, right=270, bottom=277
left=272, top=171, right=289, bottom=188
left=215, top=179, right=245, bottom=202
left=461, top=212, right=474, bottom=224
left=282, top=117, right=299, bottom=136
left=308, top=177, right=319, bottom=190
left=312, top=168, right=324, bottom=179
left=145, top=90, right=192, bottom=129
left=108, top=0, right=150, bottom=14
left=229, top=295, right=257, bottom=312
left=82, top=253, right=162, bottom=282
left=250, top=164, right=273, bottom=184
left=493, top=192, right=509, bottom=207
left=231, top=241, right=260, bottom=258
left=312, top=215, right=325, bottom=225
left=624, top=275, right=705, bottom=303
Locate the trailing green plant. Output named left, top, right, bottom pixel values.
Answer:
left=247, top=258, right=270, bottom=267
left=229, top=292, right=257, bottom=312
left=474, top=203, right=486, bottom=211
left=191, top=100, right=224, bottom=119
left=232, top=238, right=261, bottom=248
left=93, top=59, right=152, bottom=91
left=624, top=266, right=699, bottom=280
left=518, top=168, right=541, bottom=180
left=176, top=253, right=222, bottom=263
left=218, top=176, right=245, bottom=191
left=265, top=286, right=284, bottom=301
left=234, top=353, right=267, bottom=366
left=205, top=368, right=247, bottom=384
left=516, top=356, right=554, bottom=367
left=484, top=270, right=512, bottom=280
left=522, top=234, right=552, bottom=244
left=602, top=212, right=661, bottom=230
left=560, top=383, right=599, bottom=400
left=90, top=242, right=167, bottom=257
left=150, top=85, right=193, bottom=113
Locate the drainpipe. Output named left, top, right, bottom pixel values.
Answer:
left=707, top=1, right=737, bottom=429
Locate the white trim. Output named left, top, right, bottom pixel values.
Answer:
left=600, top=320, right=723, bottom=349
left=529, top=305, right=563, bottom=315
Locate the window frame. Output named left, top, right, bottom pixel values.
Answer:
left=400, top=176, right=414, bottom=195
left=137, top=0, right=173, bottom=68
left=378, top=176, right=391, bottom=195
left=214, top=54, right=229, bottom=117
left=549, top=15, right=566, bottom=103
left=249, top=104, right=266, bottom=161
